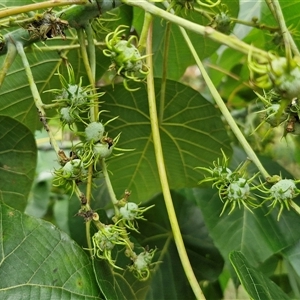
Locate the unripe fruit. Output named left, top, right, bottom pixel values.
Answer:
left=94, top=226, right=119, bottom=251
left=93, top=142, right=113, bottom=158
left=62, top=159, right=86, bottom=178
left=61, top=84, right=88, bottom=105
left=85, top=122, right=105, bottom=142
left=227, top=178, right=250, bottom=201
left=112, top=40, right=143, bottom=72
left=119, top=202, right=139, bottom=220
left=60, top=107, right=78, bottom=124
left=270, top=179, right=296, bottom=201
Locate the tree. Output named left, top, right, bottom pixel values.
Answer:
left=0, top=0, right=300, bottom=299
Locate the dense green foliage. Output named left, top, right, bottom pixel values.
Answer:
left=1, top=1, right=300, bottom=299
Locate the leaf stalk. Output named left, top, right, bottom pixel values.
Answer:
left=145, top=19, right=206, bottom=300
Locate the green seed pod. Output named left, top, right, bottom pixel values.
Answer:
left=94, top=226, right=119, bottom=251
left=93, top=142, right=113, bottom=158
left=134, top=251, right=152, bottom=270
left=211, top=12, right=232, bottom=34
left=270, top=179, right=296, bottom=201
left=62, top=159, right=86, bottom=178
left=67, top=84, right=88, bottom=105
left=112, top=40, right=143, bottom=73
left=85, top=122, right=105, bottom=142
left=60, top=107, right=79, bottom=124
left=227, top=178, right=250, bottom=201
left=119, top=202, right=139, bottom=220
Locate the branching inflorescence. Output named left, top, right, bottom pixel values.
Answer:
left=39, top=30, right=155, bottom=280
left=198, top=151, right=300, bottom=220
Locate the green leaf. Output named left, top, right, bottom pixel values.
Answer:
left=101, top=79, right=231, bottom=201
left=230, top=251, right=290, bottom=300
left=0, top=203, right=101, bottom=299
left=0, top=116, right=37, bottom=211
left=93, top=259, right=137, bottom=300
left=283, top=240, right=300, bottom=277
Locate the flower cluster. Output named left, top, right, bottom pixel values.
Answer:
left=258, top=178, right=300, bottom=220
left=53, top=158, right=88, bottom=191
left=197, top=151, right=259, bottom=215
left=129, top=248, right=157, bottom=281
left=103, top=25, right=149, bottom=91
left=46, top=64, right=104, bottom=128
left=91, top=192, right=156, bottom=279
left=48, top=64, right=119, bottom=191
left=254, top=89, right=300, bottom=135
left=47, top=63, right=157, bottom=281
left=115, top=200, right=155, bottom=232
left=92, top=223, right=130, bottom=269
left=198, top=152, right=300, bottom=220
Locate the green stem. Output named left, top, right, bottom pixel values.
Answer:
left=84, top=22, right=96, bottom=80
left=74, top=185, right=93, bottom=256
left=0, top=41, right=17, bottom=89
left=85, top=220, right=93, bottom=256
left=77, top=26, right=100, bottom=249
left=0, top=1, right=122, bottom=56
left=266, top=0, right=300, bottom=57
left=193, top=7, right=214, bottom=22
left=77, top=28, right=94, bottom=88
left=145, top=20, right=206, bottom=300
left=269, top=0, right=291, bottom=59
left=177, top=26, right=270, bottom=179
left=0, top=0, right=88, bottom=19
left=84, top=22, right=99, bottom=120
left=15, top=41, right=62, bottom=159
left=100, top=158, right=119, bottom=213
left=290, top=200, right=300, bottom=216
left=122, top=0, right=269, bottom=60
left=159, top=21, right=171, bottom=125
left=77, top=28, right=98, bottom=121
left=230, top=17, right=279, bottom=33
left=138, top=12, right=153, bottom=53
left=26, top=41, right=105, bottom=53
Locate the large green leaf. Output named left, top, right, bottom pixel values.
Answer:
left=132, top=0, right=239, bottom=81
left=0, top=203, right=101, bottom=299
left=0, top=116, right=37, bottom=211
left=101, top=79, right=231, bottom=201
left=187, top=148, right=300, bottom=267
left=93, top=259, right=137, bottom=300
left=282, top=240, right=300, bottom=278
left=230, top=251, right=290, bottom=300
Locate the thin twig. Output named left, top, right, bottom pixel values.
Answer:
left=0, top=0, right=88, bottom=19
left=145, top=18, right=206, bottom=300
left=15, top=41, right=62, bottom=159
